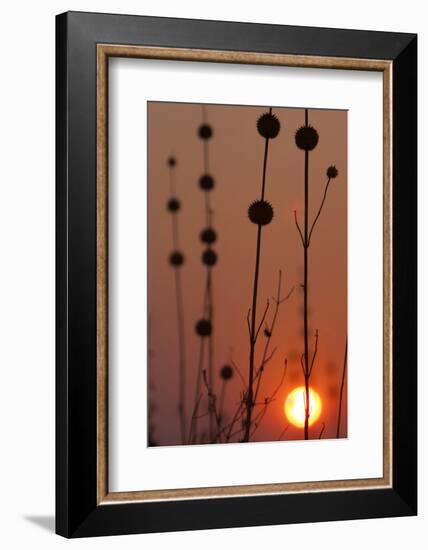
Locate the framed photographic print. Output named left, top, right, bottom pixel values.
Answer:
left=56, top=11, right=417, bottom=537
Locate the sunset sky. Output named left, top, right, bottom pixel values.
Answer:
left=148, top=102, right=347, bottom=446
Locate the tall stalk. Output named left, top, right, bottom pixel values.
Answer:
left=293, top=109, right=339, bottom=439
left=243, top=107, right=280, bottom=442
left=190, top=105, right=218, bottom=443
left=166, top=156, right=187, bottom=444
left=336, top=337, right=348, bottom=438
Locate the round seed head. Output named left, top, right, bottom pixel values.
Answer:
left=295, top=125, right=319, bottom=151
left=198, top=124, right=213, bottom=140
left=326, top=165, right=339, bottom=179
left=167, top=198, right=180, bottom=212
left=199, top=174, right=215, bottom=191
left=248, top=200, right=274, bottom=226
left=220, top=365, right=234, bottom=381
left=169, top=251, right=184, bottom=267
left=200, top=227, right=217, bottom=244
left=257, top=112, right=280, bottom=139
left=202, top=248, right=218, bottom=266
left=195, top=319, right=212, bottom=337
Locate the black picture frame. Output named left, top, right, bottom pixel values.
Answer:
left=56, top=11, right=417, bottom=538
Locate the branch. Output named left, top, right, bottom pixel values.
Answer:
left=294, top=210, right=305, bottom=247
left=318, top=422, right=326, bottom=439
left=300, top=353, right=306, bottom=376
left=309, top=329, right=319, bottom=377
left=336, top=337, right=348, bottom=438
left=255, top=300, right=270, bottom=342
left=254, top=271, right=292, bottom=405
left=278, top=423, right=290, bottom=441
left=308, top=177, right=332, bottom=245
left=230, top=359, right=247, bottom=389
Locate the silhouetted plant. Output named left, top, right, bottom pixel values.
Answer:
left=148, top=314, right=159, bottom=446
left=190, top=105, right=218, bottom=443
left=166, top=155, right=187, bottom=444
left=218, top=364, right=233, bottom=425
left=336, top=337, right=348, bottom=437
left=243, top=108, right=280, bottom=443
left=293, top=109, right=339, bottom=439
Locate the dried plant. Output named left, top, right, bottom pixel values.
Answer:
left=190, top=106, right=218, bottom=443
left=336, top=337, right=348, bottom=437
left=166, top=156, right=187, bottom=444
left=243, top=108, right=280, bottom=442
left=293, top=108, right=339, bottom=439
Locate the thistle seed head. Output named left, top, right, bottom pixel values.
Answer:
left=326, top=165, right=339, bottom=179
left=169, top=251, right=184, bottom=267
left=248, top=200, right=274, bottom=226
left=199, top=174, right=215, bottom=191
left=195, top=319, right=212, bottom=337
left=295, top=125, right=319, bottom=151
left=167, top=198, right=180, bottom=212
left=198, top=124, right=213, bottom=140
left=257, top=112, right=281, bottom=139
left=220, top=365, right=234, bottom=381
left=202, top=248, right=218, bottom=266
left=200, top=227, right=217, bottom=245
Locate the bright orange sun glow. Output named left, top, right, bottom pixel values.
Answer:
left=284, top=386, right=322, bottom=428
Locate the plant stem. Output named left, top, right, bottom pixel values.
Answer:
left=303, top=108, right=310, bottom=440
left=244, top=108, right=272, bottom=442
left=174, top=268, right=186, bottom=444
left=336, top=337, right=348, bottom=438
left=168, top=161, right=187, bottom=444
left=244, top=222, right=263, bottom=442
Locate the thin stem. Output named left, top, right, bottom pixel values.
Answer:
left=244, top=107, right=275, bottom=442
left=260, top=137, right=269, bottom=200
left=309, top=329, right=319, bottom=377
left=219, top=380, right=226, bottom=425
left=168, top=161, right=187, bottom=444
left=336, top=337, right=348, bottom=438
left=174, top=268, right=187, bottom=444
left=294, top=210, right=305, bottom=247
left=278, top=424, right=290, bottom=441
left=303, top=109, right=310, bottom=440
left=206, top=267, right=215, bottom=442
left=190, top=273, right=211, bottom=442
left=308, top=177, right=332, bottom=245
left=253, top=271, right=293, bottom=405
left=244, top=223, right=263, bottom=442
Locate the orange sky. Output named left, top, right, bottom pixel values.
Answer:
left=148, top=102, right=347, bottom=446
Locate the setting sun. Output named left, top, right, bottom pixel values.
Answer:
left=284, top=386, right=322, bottom=428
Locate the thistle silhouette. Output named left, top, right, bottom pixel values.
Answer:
left=166, top=156, right=187, bottom=444
left=243, top=108, right=280, bottom=443
left=218, top=364, right=233, bottom=424
left=189, top=105, right=218, bottom=443
left=293, top=109, right=339, bottom=439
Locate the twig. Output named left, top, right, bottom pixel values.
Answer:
left=255, top=300, right=270, bottom=342
left=278, top=423, right=290, bottom=441
left=308, top=177, right=332, bottom=245
left=188, top=393, right=203, bottom=444
left=318, top=422, right=326, bottom=439
left=294, top=210, right=305, bottom=247
left=166, top=157, right=187, bottom=444
left=336, top=337, right=348, bottom=438
left=309, top=329, right=319, bottom=377
left=254, top=271, right=293, bottom=406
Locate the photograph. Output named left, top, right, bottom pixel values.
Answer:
left=147, top=101, right=348, bottom=446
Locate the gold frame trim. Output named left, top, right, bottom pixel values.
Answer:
left=96, top=44, right=392, bottom=504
